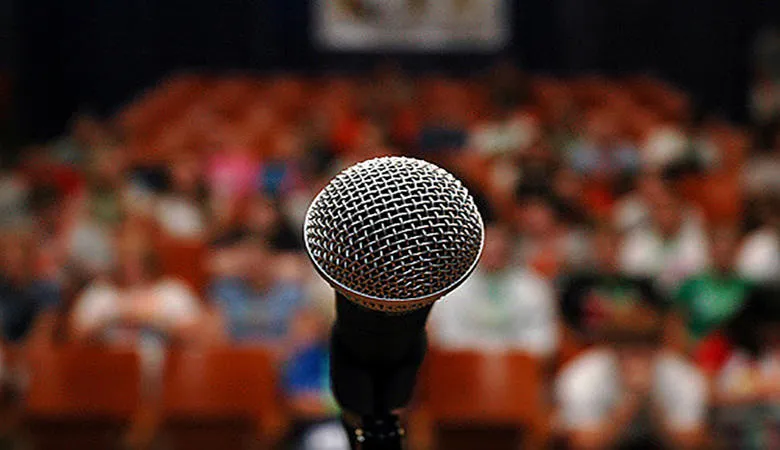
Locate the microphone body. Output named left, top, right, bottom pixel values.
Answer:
left=331, top=292, right=431, bottom=415
left=303, top=157, right=484, bottom=449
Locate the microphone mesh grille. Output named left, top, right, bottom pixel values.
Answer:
left=304, top=157, right=483, bottom=311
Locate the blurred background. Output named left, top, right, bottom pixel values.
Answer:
left=0, top=0, right=778, bottom=449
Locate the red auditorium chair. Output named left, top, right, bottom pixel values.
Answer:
left=203, top=76, right=260, bottom=120
left=157, top=346, right=286, bottom=450
left=22, top=346, right=141, bottom=450
left=266, top=77, right=309, bottom=122
left=697, top=172, right=743, bottom=226
left=419, top=349, right=549, bottom=450
left=155, top=236, right=207, bottom=296
left=118, top=74, right=207, bottom=142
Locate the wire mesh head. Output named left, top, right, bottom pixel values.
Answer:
left=304, top=156, right=484, bottom=312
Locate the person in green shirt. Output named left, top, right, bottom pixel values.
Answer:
left=673, top=226, right=753, bottom=348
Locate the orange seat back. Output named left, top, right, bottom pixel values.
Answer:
left=424, top=349, right=543, bottom=426
left=25, top=346, right=141, bottom=419
left=161, top=346, right=280, bottom=423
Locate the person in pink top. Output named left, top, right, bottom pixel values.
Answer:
left=204, top=125, right=261, bottom=225
left=204, top=123, right=259, bottom=197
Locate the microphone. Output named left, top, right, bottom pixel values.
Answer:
left=304, top=156, right=484, bottom=448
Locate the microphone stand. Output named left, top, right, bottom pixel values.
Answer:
left=342, top=411, right=405, bottom=450
left=331, top=294, right=430, bottom=450
left=341, top=369, right=406, bottom=450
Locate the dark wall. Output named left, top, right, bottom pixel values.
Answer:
left=555, top=0, right=758, bottom=119
left=14, top=0, right=281, bottom=141
left=10, top=0, right=780, bottom=145
left=0, top=0, right=12, bottom=70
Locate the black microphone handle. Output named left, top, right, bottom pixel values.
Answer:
left=330, top=292, right=431, bottom=417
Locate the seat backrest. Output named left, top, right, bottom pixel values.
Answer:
left=24, top=345, right=141, bottom=419
left=423, top=349, right=544, bottom=426
left=161, top=346, right=279, bottom=421
left=696, top=173, right=743, bottom=226
left=155, top=237, right=207, bottom=295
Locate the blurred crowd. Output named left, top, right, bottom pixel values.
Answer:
left=0, top=61, right=778, bottom=449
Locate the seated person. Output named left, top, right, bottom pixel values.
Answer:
left=672, top=226, right=753, bottom=352
left=70, top=239, right=203, bottom=346
left=0, top=230, right=59, bottom=342
left=567, top=109, right=641, bottom=182
left=154, top=155, right=207, bottom=240
left=559, top=223, right=666, bottom=344
left=555, top=306, right=707, bottom=450
left=737, top=195, right=779, bottom=283
left=620, top=190, right=709, bottom=295
left=712, top=284, right=779, bottom=450
left=612, top=171, right=667, bottom=233
left=430, top=223, right=559, bottom=358
left=283, top=308, right=347, bottom=450
left=514, top=195, right=591, bottom=277
left=210, top=239, right=305, bottom=345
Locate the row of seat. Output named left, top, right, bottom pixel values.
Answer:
left=15, top=344, right=283, bottom=450
left=114, top=73, right=701, bottom=162
left=5, top=341, right=548, bottom=450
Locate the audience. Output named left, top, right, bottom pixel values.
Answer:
left=550, top=168, right=590, bottom=228
left=243, top=193, right=302, bottom=252
left=70, top=230, right=203, bottom=346
left=154, top=154, right=208, bottom=239
left=620, top=190, right=709, bottom=294
left=640, top=123, right=690, bottom=172
left=283, top=308, right=346, bottom=450
left=417, top=88, right=469, bottom=156
left=555, top=306, right=707, bottom=450
left=68, top=147, right=129, bottom=278
left=737, top=195, right=779, bottom=282
left=612, top=171, right=667, bottom=233
left=514, top=195, right=589, bottom=278
left=28, top=183, right=79, bottom=283
left=0, top=67, right=775, bottom=448
left=431, top=224, right=559, bottom=358
left=209, top=239, right=305, bottom=345
left=743, top=123, right=780, bottom=196
left=258, top=128, right=305, bottom=199
left=671, top=226, right=753, bottom=352
left=714, top=285, right=780, bottom=449
left=567, top=109, right=640, bottom=183
left=0, top=231, right=54, bottom=342
left=468, top=104, right=540, bottom=157
left=559, top=224, right=666, bottom=344
left=0, top=163, right=29, bottom=229
left=204, top=125, right=260, bottom=227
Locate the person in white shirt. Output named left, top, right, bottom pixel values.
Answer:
left=737, top=196, right=779, bottom=283
left=555, top=306, right=707, bottom=450
left=640, top=125, right=689, bottom=171
left=430, top=224, right=559, bottom=358
left=737, top=228, right=779, bottom=283
left=70, top=241, right=203, bottom=346
left=620, top=191, right=709, bottom=294
left=613, top=171, right=667, bottom=233
left=468, top=109, right=540, bottom=157
left=155, top=156, right=207, bottom=240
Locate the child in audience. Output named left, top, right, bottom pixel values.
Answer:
left=283, top=307, right=346, bottom=450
